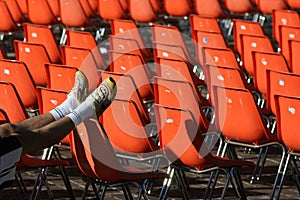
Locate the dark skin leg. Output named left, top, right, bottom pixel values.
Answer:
left=0, top=113, right=75, bottom=154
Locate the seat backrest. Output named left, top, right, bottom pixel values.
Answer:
left=0, top=81, right=28, bottom=123
left=154, top=104, right=213, bottom=167
left=195, top=31, right=227, bottom=65
left=279, top=25, right=300, bottom=65
left=267, top=70, right=300, bottom=115
left=24, top=23, right=61, bottom=64
left=45, top=63, right=77, bottom=91
left=70, top=117, right=136, bottom=182
left=98, top=0, right=127, bottom=20
left=233, top=19, right=265, bottom=54
left=102, top=99, right=158, bottom=153
left=79, top=0, right=95, bottom=18
left=129, top=0, right=157, bottom=22
left=47, top=0, right=60, bottom=17
left=0, top=109, right=9, bottom=124
left=203, top=47, right=240, bottom=69
left=240, top=34, right=274, bottom=76
left=14, top=40, right=50, bottom=86
left=275, top=94, right=300, bottom=150
left=0, top=59, right=37, bottom=109
left=109, top=35, right=145, bottom=58
left=100, top=70, right=150, bottom=124
left=163, top=0, right=192, bottom=17
left=109, top=51, right=154, bottom=101
left=272, top=9, right=300, bottom=44
left=0, top=1, right=18, bottom=32
left=256, top=0, right=286, bottom=15
left=155, top=56, right=202, bottom=95
left=154, top=76, right=209, bottom=133
left=36, top=87, right=70, bottom=144
left=223, top=0, right=255, bottom=13
left=190, top=14, right=222, bottom=42
left=27, top=0, right=58, bottom=25
left=66, top=29, right=107, bottom=68
left=194, top=0, right=225, bottom=18
left=60, top=0, right=89, bottom=27
left=252, top=51, right=289, bottom=97
left=61, top=45, right=102, bottom=92
left=16, top=0, right=27, bottom=15
left=289, top=40, right=300, bottom=75
left=0, top=48, right=5, bottom=59
left=152, top=24, right=192, bottom=61
left=5, top=0, right=25, bottom=23
left=213, top=85, right=274, bottom=144
left=110, top=19, right=152, bottom=59
left=36, top=87, right=67, bottom=115
left=87, top=0, right=98, bottom=13
left=195, top=31, right=227, bottom=50
left=286, top=0, right=300, bottom=9
left=203, top=64, right=247, bottom=102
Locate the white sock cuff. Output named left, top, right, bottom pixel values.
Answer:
left=50, top=107, right=68, bottom=120
left=66, top=111, right=82, bottom=126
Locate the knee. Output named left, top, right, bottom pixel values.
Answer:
left=0, top=123, right=14, bottom=137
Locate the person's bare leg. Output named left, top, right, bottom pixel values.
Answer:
left=13, top=117, right=75, bottom=154
left=8, top=77, right=116, bottom=154
left=0, top=71, right=89, bottom=138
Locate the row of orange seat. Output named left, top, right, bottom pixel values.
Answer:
left=2, top=3, right=300, bottom=198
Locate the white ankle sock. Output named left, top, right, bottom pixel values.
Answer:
left=50, top=96, right=79, bottom=120
left=66, top=100, right=95, bottom=126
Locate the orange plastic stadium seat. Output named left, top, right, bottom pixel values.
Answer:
left=154, top=104, right=254, bottom=199
left=152, top=24, right=197, bottom=64
left=100, top=70, right=151, bottom=124
left=279, top=25, right=300, bottom=65
left=16, top=0, right=27, bottom=15
left=274, top=94, right=300, bottom=199
left=223, top=0, right=256, bottom=16
left=256, top=0, right=287, bottom=15
left=194, top=0, right=225, bottom=18
left=110, top=19, right=153, bottom=60
left=0, top=48, right=5, bottom=59
left=240, top=34, right=274, bottom=77
left=272, top=9, right=300, bottom=45
left=154, top=55, right=206, bottom=101
left=102, top=99, right=159, bottom=154
left=0, top=59, right=38, bottom=112
left=27, top=0, right=60, bottom=25
left=203, top=47, right=240, bottom=69
left=14, top=40, right=51, bottom=87
left=286, top=0, right=300, bottom=10
left=213, top=85, right=285, bottom=196
left=36, top=86, right=71, bottom=145
left=61, top=45, right=102, bottom=92
left=109, top=51, right=154, bottom=101
left=0, top=1, right=19, bottom=35
left=252, top=51, right=289, bottom=103
left=0, top=81, right=73, bottom=199
left=266, top=70, right=300, bottom=115
left=98, top=0, right=128, bottom=21
left=128, top=0, right=162, bottom=23
left=233, top=19, right=265, bottom=55
left=66, top=29, right=107, bottom=69
left=164, top=0, right=193, bottom=17
left=288, top=40, right=300, bottom=74
left=190, top=14, right=222, bottom=41
left=23, top=23, right=62, bottom=64
left=69, top=117, right=168, bottom=199
left=5, top=0, right=26, bottom=24
left=45, top=63, right=77, bottom=91
left=154, top=76, right=210, bottom=133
